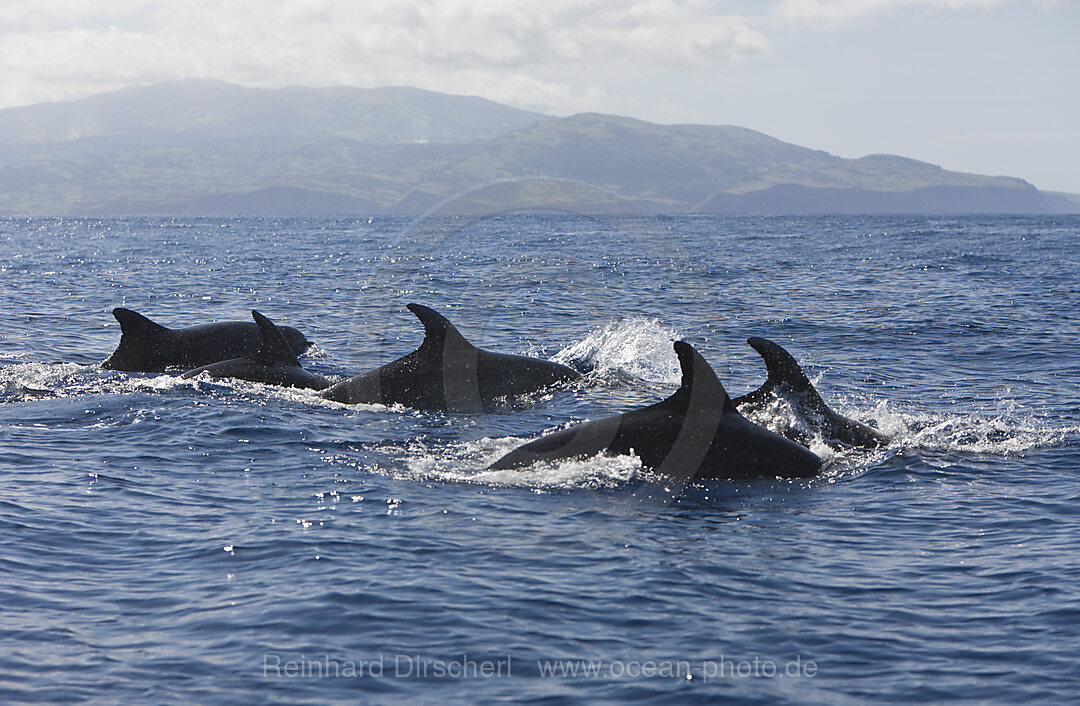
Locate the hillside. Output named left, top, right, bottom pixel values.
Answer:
left=395, top=113, right=1045, bottom=214
left=0, top=80, right=1066, bottom=215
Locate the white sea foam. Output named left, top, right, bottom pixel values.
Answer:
left=363, top=434, right=643, bottom=491
left=859, top=399, right=1078, bottom=456
left=1, top=361, right=86, bottom=388
left=1, top=361, right=109, bottom=401
left=300, top=342, right=330, bottom=359
left=553, top=317, right=681, bottom=385
left=0, top=361, right=244, bottom=402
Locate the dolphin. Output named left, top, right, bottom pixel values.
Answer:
left=181, top=311, right=329, bottom=390
left=732, top=337, right=889, bottom=449
left=101, top=307, right=311, bottom=372
left=319, top=303, right=580, bottom=412
left=488, top=341, right=822, bottom=481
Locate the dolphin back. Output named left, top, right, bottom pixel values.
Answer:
left=101, top=307, right=311, bottom=373
left=251, top=310, right=302, bottom=368
left=180, top=311, right=327, bottom=390
left=491, top=341, right=821, bottom=480
left=322, top=303, right=579, bottom=411
left=734, top=336, right=889, bottom=448
left=101, top=308, right=173, bottom=371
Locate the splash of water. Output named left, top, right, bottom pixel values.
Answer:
left=553, top=317, right=681, bottom=385
left=356, top=434, right=643, bottom=491
left=861, top=399, right=1078, bottom=456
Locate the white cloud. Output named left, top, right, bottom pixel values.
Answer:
left=0, top=0, right=769, bottom=112
left=770, top=0, right=1057, bottom=27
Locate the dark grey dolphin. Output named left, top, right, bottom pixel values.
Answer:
left=101, top=307, right=311, bottom=372
left=489, top=341, right=822, bottom=481
left=733, top=337, right=889, bottom=449
left=181, top=311, right=329, bottom=390
left=319, top=303, right=580, bottom=412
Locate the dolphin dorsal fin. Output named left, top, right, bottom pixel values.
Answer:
left=746, top=337, right=826, bottom=406
left=407, top=303, right=475, bottom=355
left=113, top=308, right=169, bottom=339
left=665, top=341, right=738, bottom=414
left=251, top=310, right=301, bottom=367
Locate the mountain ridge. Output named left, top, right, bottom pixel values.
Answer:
left=0, top=79, right=1070, bottom=215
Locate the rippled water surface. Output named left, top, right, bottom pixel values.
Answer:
left=2, top=214, right=1078, bottom=704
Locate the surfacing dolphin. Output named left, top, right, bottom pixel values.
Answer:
left=101, top=307, right=311, bottom=373
left=319, top=303, right=580, bottom=412
left=182, top=311, right=329, bottom=390
left=489, top=341, right=822, bottom=481
left=732, top=337, right=889, bottom=449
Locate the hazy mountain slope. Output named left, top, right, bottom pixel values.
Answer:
left=396, top=113, right=1042, bottom=212
left=0, top=79, right=545, bottom=145
left=0, top=80, right=1064, bottom=215
left=0, top=80, right=541, bottom=214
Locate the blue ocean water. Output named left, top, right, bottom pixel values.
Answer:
left=1, top=214, right=1078, bottom=704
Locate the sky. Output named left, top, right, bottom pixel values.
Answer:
left=1, top=0, right=1077, bottom=192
